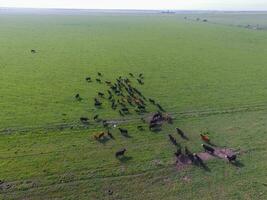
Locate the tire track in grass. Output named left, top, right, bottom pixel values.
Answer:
left=1, top=103, right=267, bottom=135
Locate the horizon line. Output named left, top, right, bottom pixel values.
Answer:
left=1, top=7, right=267, bottom=12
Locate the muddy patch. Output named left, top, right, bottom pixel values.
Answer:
left=176, top=147, right=237, bottom=171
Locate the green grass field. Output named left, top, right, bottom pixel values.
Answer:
left=0, top=11, right=267, bottom=199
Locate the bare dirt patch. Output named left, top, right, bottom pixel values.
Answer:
left=175, top=147, right=237, bottom=171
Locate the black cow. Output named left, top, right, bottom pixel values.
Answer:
left=115, top=148, right=126, bottom=157
left=129, top=73, right=134, bottom=77
left=31, top=49, right=36, bottom=53
left=121, top=107, right=129, bottom=113
left=225, top=154, right=237, bottom=162
left=94, top=98, right=102, bottom=106
left=168, top=134, right=177, bottom=146
left=80, top=117, right=89, bottom=123
left=96, top=78, right=101, bottom=83
left=201, top=144, right=215, bottom=154
left=75, top=93, right=81, bottom=100
left=149, top=98, right=156, bottom=104
left=98, top=92, right=104, bottom=98
left=85, top=77, right=92, bottom=82
left=119, top=128, right=128, bottom=135
left=102, top=120, right=109, bottom=128
left=93, top=115, right=99, bottom=121
left=97, top=72, right=102, bottom=76
left=185, top=146, right=195, bottom=162
left=174, top=147, right=182, bottom=157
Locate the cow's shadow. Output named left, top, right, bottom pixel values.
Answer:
left=118, top=156, right=133, bottom=163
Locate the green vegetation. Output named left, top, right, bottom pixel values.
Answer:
left=0, top=11, right=267, bottom=199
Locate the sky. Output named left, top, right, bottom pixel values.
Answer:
left=0, top=0, right=266, bottom=11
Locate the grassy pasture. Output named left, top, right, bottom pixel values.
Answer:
left=0, top=11, right=267, bottom=199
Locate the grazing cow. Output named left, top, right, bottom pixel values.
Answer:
left=152, top=112, right=163, bottom=121
left=85, top=77, right=92, bottom=82
left=139, top=73, right=143, bottom=78
left=115, top=148, right=126, bottom=157
left=31, top=49, right=36, bottom=53
left=176, top=128, right=186, bottom=138
left=94, top=132, right=105, bottom=140
left=225, top=154, right=237, bottom=162
left=129, top=73, right=134, bottom=77
left=93, top=115, right=99, bottom=121
left=94, top=98, right=102, bottom=106
left=75, top=93, right=82, bottom=101
left=98, top=92, right=104, bottom=98
left=108, top=90, right=112, bottom=96
left=119, top=128, right=128, bottom=135
left=137, top=79, right=144, bottom=85
left=105, top=81, right=111, bottom=85
left=168, top=134, right=178, bottom=146
left=185, top=147, right=195, bottom=162
left=200, top=134, right=210, bottom=143
left=121, top=107, right=129, bottom=113
left=137, top=125, right=144, bottom=131
left=80, top=117, right=89, bottom=123
left=97, top=72, right=102, bottom=76
left=201, top=144, right=215, bottom=154
left=174, top=147, right=182, bottom=157
left=149, top=98, right=156, bottom=104
left=96, top=78, right=101, bottom=83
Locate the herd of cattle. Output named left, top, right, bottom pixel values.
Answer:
left=74, top=72, right=237, bottom=165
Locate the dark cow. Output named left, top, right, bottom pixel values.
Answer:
left=31, top=49, right=36, bottom=53
left=97, top=72, right=102, bottom=76
left=201, top=144, right=215, bottom=154
left=185, top=146, right=195, bottom=162
left=105, top=81, right=111, bottom=85
left=75, top=93, right=81, bottom=100
left=129, top=73, right=134, bottom=77
left=93, top=115, right=99, bottom=121
left=115, top=148, right=126, bottom=157
left=96, top=78, right=101, bottom=83
left=85, top=77, right=92, bottom=82
left=176, top=128, right=187, bottom=139
left=121, top=107, right=129, bottom=113
left=98, top=92, right=104, bottom=98
left=168, top=134, right=177, bottom=146
left=174, top=147, right=182, bottom=157
left=149, top=98, right=156, bottom=104
left=137, top=79, right=144, bottom=85
left=119, top=128, right=128, bottom=135
left=80, top=117, right=89, bottom=123
left=94, top=98, right=102, bottom=106
left=137, top=125, right=144, bottom=131
left=102, top=120, right=109, bottom=128
left=225, top=154, right=237, bottom=162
